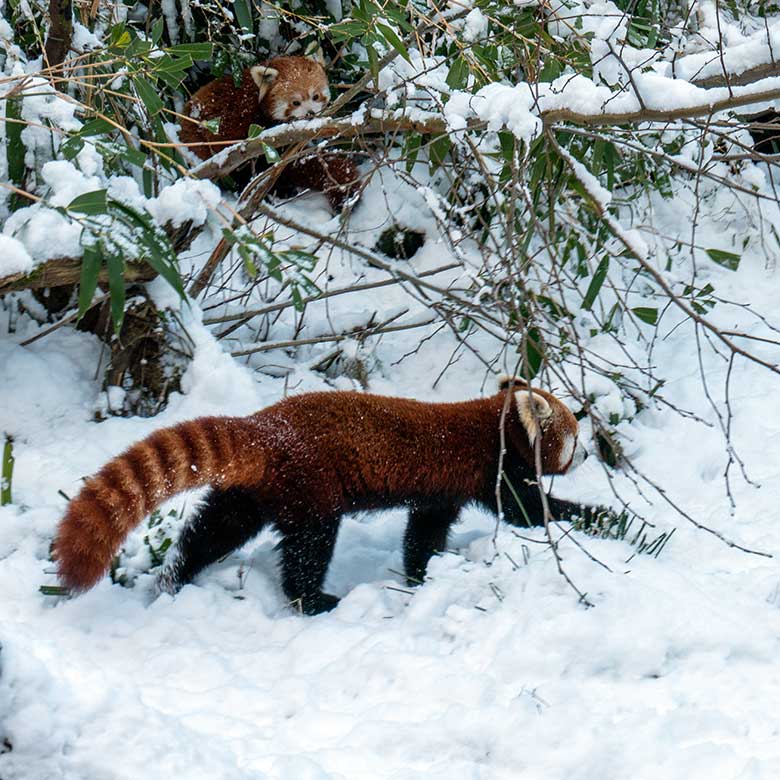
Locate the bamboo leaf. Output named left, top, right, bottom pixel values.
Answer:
left=133, top=76, right=164, bottom=116
left=6, top=96, right=25, bottom=210
left=582, top=255, right=609, bottom=311
left=262, top=142, right=279, bottom=163
left=446, top=57, right=469, bottom=90
left=632, top=306, right=658, bottom=325
left=376, top=22, right=411, bottom=63
left=68, top=189, right=108, bottom=215
left=1, top=435, right=14, bottom=506
left=233, top=0, right=252, bottom=35
left=106, top=251, right=126, bottom=333
left=151, top=16, right=164, bottom=43
left=77, top=245, right=102, bottom=318
left=166, top=43, right=213, bottom=59
left=705, top=248, right=741, bottom=271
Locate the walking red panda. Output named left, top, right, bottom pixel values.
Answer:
left=53, top=376, right=602, bottom=615
left=179, top=55, right=360, bottom=209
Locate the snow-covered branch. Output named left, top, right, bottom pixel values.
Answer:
left=191, top=75, right=780, bottom=181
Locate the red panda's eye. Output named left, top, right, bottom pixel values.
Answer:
left=292, top=100, right=301, bottom=107
left=313, top=93, right=320, bottom=101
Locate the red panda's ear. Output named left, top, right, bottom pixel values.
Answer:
left=514, top=390, right=552, bottom=446
left=305, top=45, right=326, bottom=66
left=250, top=65, right=279, bottom=101
left=497, top=374, right=528, bottom=392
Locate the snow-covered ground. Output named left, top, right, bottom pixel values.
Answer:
left=3, top=166, right=780, bottom=780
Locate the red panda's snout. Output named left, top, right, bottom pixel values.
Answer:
left=267, top=85, right=330, bottom=121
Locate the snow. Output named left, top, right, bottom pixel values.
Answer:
left=462, top=9, right=488, bottom=42
left=3, top=205, right=84, bottom=263
left=5, top=5, right=780, bottom=778
left=146, top=178, right=222, bottom=228
left=4, top=167, right=780, bottom=779
left=39, top=160, right=102, bottom=207
left=0, top=235, right=33, bottom=276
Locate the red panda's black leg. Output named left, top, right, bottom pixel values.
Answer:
left=544, top=496, right=615, bottom=529
left=403, top=500, right=462, bottom=586
left=157, top=487, right=266, bottom=594
left=502, top=484, right=613, bottom=529
left=278, top=516, right=341, bottom=615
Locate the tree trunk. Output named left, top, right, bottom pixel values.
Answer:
left=44, top=0, right=73, bottom=70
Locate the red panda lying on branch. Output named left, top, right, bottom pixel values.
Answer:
left=53, top=376, right=607, bottom=615
left=179, top=55, right=360, bottom=209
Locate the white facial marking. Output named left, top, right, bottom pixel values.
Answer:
left=559, top=433, right=576, bottom=470
left=286, top=90, right=328, bottom=119
left=270, top=99, right=290, bottom=120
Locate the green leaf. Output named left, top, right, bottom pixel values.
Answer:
left=498, top=131, right=515, bottom=163
left=203, top=118, right=221, bottom=135
left=382, top=3, right=413, bottom=31
left=61, top=136, right=84, bottom=161
left=247, top=124, right=263, bottom=139
left=109, top=199, right=185, bottom=299
left=39, top=585, right=70, bottom=596
left=79, top=117, right=115, bottom=137
left=106, top=251, right=126, bottom=333
left=166, top=43, right=213, bottom=59
left=6, top=96, right=25, bottom=206
left=156, top=69, right=188, bottom=91
left=446, top=56, right=469, bottom=90
left=233, top=0, right=252, bottom=34
left=705, top=248, right=741, bottom=271
left=376, top=22, right=411, bottom=63
left=68, top=189, right=108, bottom=215
left=329, top=20, right=368, bottom=40
left=125, top=36, right=152, bottom=58
left=239, top=245, right=258, bottom=277
left=133, top=76, right=164, bottom=116
left=429, top=135, right=451, bottom=170
left=581, top=255, right=609, bottom=310
left=522, top=327, right=543, bottom=379
left=262, top=142, right=279, bottom=163
left=117, top=141, right=147, bottom=168
left=291, top=286, right=304, bottom=312
left=1, top=435, right=14, bottom=506
left=632, top=307, right=658, bottom=325
left=77, top=245, right=102, bottom=318
left=109, top=24, right=131, bottom=48
left=151, top=16, right=164, bottom=44
left=282, top=249, right=317, bottom=271
left=142, top=167, right=153, bottom=198
left=404, top=133, right=421, bottom=174
left=366, top=39, right=379, bottom=83
left=152, top=54, right=192, bottom=74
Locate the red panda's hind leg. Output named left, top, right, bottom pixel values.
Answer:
left=278, top=515, right=341, bottom=615
left=403, top=500, right=463, bottom=587
left=157, top=487, right=267, bottom=595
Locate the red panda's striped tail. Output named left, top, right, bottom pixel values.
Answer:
left=54, top=416, right=260, bottom=592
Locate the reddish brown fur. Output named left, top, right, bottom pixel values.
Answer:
left=54, top=417, right=260, bottom=591
left=178, top=56, right=359, bottom=209
left=179, top=57, right=328, bottom=160
left=276, top=154, right=361, bottom=210
left=54, top=386, right=578, bottom=594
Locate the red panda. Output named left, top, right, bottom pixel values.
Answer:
left=179, top=55, right=360, bottom=209
left=53, top=376, right=601, bottom=615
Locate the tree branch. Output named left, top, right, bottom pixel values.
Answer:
left=0, top=257, right=156, bottom=296
left=190, top=78, right=780, bottom=182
